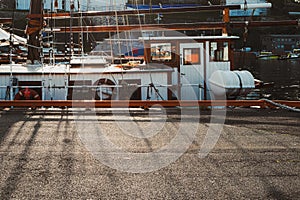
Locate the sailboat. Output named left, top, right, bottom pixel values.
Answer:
left=0, top=1, right=287, bottom=103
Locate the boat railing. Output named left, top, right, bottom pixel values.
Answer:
left=2, top=83, right=179, bottom=101
left=1, top=82, right=211, bottom=101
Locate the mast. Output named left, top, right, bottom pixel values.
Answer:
left=25, top=0, right=44, bottom=64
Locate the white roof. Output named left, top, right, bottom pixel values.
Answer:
left=0, top=63, right=173, bottom=74
left=0, top=63, right=68, bottom=74
left=0, top=28, right=27, bottom=45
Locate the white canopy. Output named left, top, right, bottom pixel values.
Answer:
left=0, top=28, right=27, bottom=46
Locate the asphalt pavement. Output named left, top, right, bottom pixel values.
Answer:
left=0, top=107, right=299, bottom=199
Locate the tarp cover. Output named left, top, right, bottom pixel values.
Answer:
left=0, top=28, right=27, bottom=46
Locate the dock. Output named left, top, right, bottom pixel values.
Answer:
left=0, top=107, right=299, bottom=199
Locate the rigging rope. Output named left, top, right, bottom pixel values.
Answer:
left=244, top=0, right=248, bottom=11
left=128, top=17, right=135, bottom=58
left=115, top=10, right=122, bottom=55
left=134, top=0, right=154, bottom=85
left=78, top=0, right=84, bottom=56
left=261, top=99, right=300, bottom=113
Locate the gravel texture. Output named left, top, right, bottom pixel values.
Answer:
left=0, top=107, right=299, bottom=199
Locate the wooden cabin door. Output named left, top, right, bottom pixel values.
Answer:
left=180, top=43, right=204, bottom=100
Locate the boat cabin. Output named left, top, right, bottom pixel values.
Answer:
left=141, top=35, right=253, bottom=100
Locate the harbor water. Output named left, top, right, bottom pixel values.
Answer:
left=235, top=53, right=300, bottom=100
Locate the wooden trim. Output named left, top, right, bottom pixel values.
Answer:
left=42, top=5, right=242, bottom=19
left=0, top=100, right=299, bottom=108
left=0, top=18, right=13, bottom=24
left=47, top=20, right=299, bottom=33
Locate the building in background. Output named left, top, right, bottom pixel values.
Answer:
left=15, top=0, right=125, bottom=11
left=261, top=34, right=300, bottom=54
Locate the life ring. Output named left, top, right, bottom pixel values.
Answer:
left=14, top=88, right=41, bottom=100
left=94, top=79, right=115, bottom=100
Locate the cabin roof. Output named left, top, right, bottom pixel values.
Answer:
left=0, top=64, right=68, bottom=74
left=0, top=63, right=173, bottom=74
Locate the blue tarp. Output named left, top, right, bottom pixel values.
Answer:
left=16, top=0, right=118, bottom=11
left=227, top=0, right=268, bottom=17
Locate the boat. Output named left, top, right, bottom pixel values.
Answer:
left=287, top=49, right=300, bottom=59
left=256, top=51, right=280, bottom=60
left=280, top=49, right=300, bottom=60
left=0, top=27, right=27, bottom=64
left=0, top=1, right=282, bottom=103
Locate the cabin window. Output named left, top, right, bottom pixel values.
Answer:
left=150, top=43, right=172, bottom=61
left=183, top=48, right=200, bottom=65
left=210, top=42, right=229, bottom=61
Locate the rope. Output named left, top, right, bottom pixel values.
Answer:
left=261, top=98, right=300, bottom=113
left=26, top=43, right=43, bottom=49
left=147, top=83, right=164, bottom=101
left=244, top=0, right=248, bottom=11
left=135, top=0, right=154, bottom=84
